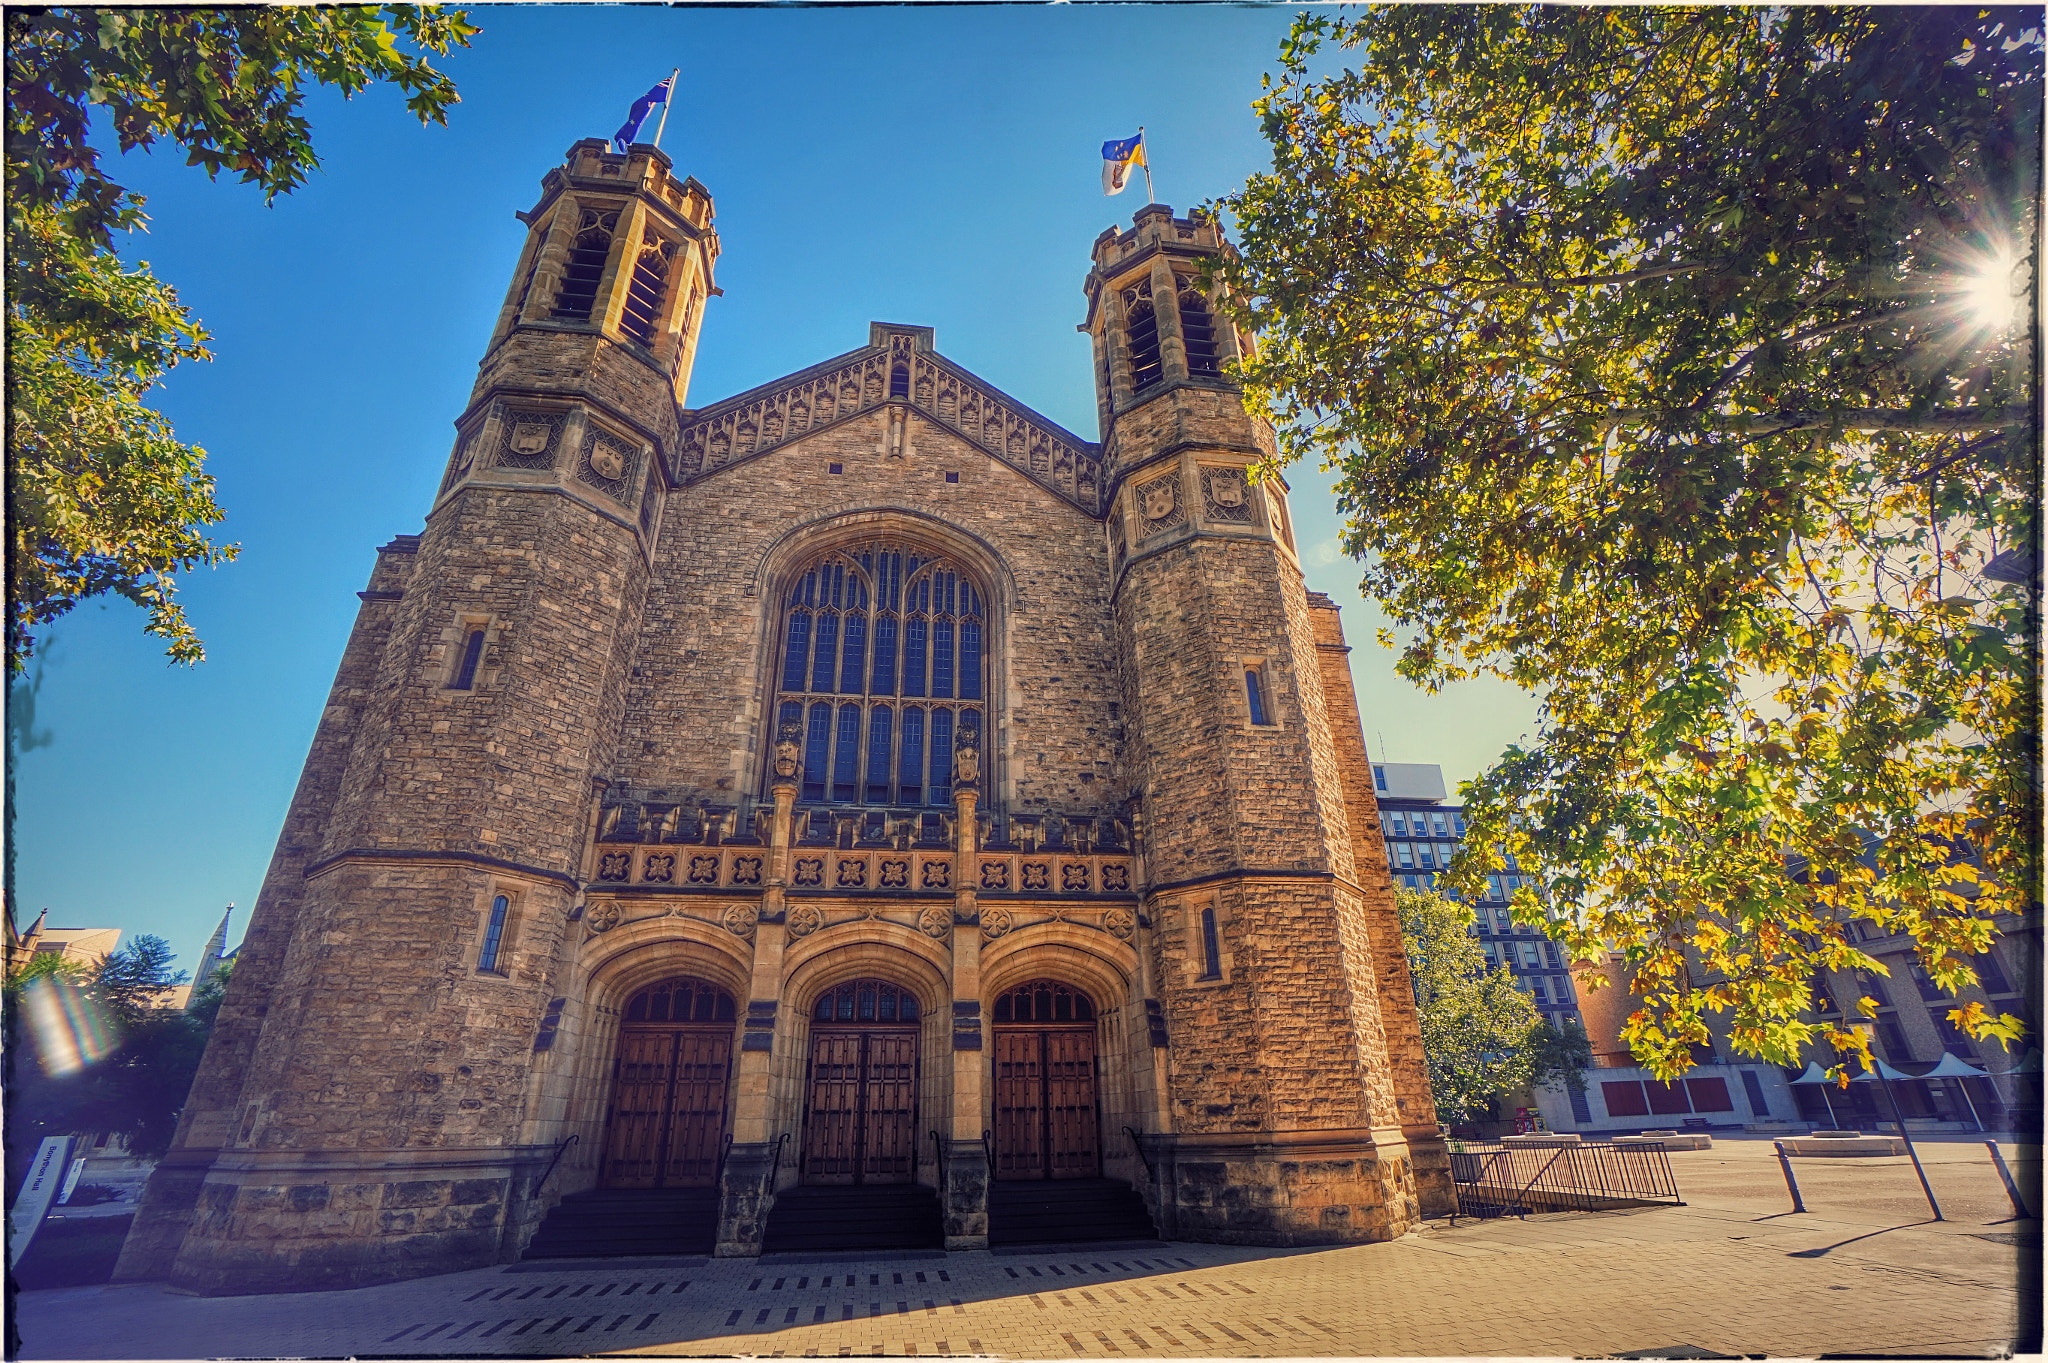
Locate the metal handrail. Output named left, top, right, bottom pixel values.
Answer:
left=716, top=1133, right=734, bottom=1185
left=532, top=1133, right=579, bottom=1196
left=1122, top=1126, right=1155, bottom=1182
left=771, top=1131, right=792, bottom=1183
left=930, top=1129, right=945, bottom=1181
left=981, top=1128, right=993, bottom=1173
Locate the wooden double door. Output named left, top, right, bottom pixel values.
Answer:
left=992, top=981, right=1101, bottom=1180
left=602, top=978, right=736, bottom=1189
left=803, top=979, right=921, bottom=1185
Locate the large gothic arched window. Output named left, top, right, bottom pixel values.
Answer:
left=773, top=542, right=986, bottom=806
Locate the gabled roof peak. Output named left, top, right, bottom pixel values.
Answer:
left=672, top=327, right=1104, bottom=513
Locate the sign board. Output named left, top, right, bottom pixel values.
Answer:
left=58, top=1155, right=88, bottom=1205
left=8, top=1135, right=76, bottom=1266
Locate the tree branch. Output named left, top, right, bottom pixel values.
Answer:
left=1598, top=406, right=2033, bottom=437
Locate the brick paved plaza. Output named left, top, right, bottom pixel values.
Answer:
left=13, top=1136, right=2037, bottom=1358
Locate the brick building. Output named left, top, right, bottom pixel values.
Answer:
left=116, top=140, right=1450, bottom=1294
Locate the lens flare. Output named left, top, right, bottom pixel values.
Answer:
left=1964, top=249, right=2018, bottom=333
left=23, top=973, right=115, bottom=1076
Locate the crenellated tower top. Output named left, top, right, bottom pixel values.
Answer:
left=1079, top=205, right=1247, bottom=443
left=481, top=138, right=720, bottom=410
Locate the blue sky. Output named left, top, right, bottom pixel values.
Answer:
left=7, top=5, right=1537, bottom=972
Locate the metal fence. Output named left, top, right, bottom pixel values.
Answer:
left=1448, top=1140, right=1684, bottom=1217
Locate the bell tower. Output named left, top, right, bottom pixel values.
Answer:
left=1087, top=206, right=1451, bottom=1243
left=117, top=140, right=718, bottom=1294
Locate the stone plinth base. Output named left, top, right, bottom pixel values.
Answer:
left=942, top=1140, right=990, bottom=1250
left=112, top=1149, right=218, bottom=1283
left=1783, top=1134, right=1906, bottom=1156
left=163, top=1146, right=544, bottom=1296
left=1149, top=1128, right=1431, bottom=1246
left=717, top=1144, right=776, bottom=1257
left=1617, top=1132, right=1713, bottom=1150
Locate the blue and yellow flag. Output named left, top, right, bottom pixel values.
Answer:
left=1102, top=132, right=1147, bottom=196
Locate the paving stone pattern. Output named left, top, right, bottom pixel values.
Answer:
left=21, top=1195, right=2030, bottom=1358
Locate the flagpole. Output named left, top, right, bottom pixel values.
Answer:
left=652, top=67, right=681, bottom=150
left=1139, top=125, right=1154, bottom=204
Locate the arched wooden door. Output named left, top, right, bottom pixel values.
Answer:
left=602, top=978, right=737, bottom=1189
left=803, top=979, right=921, bottom=1185
left=992, top=981, right=1100, bottom=1180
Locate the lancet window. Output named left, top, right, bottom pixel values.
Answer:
left=773, top=542, right=987, bottom=806
left=1177, top=278, right=1222, bottom=377
left=1122, top=280, right=1163, bottom=390
left=620, top=230, right=676, bottom=347
left=552, top=207, right=618, bottom=322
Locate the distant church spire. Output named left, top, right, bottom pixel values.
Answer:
left=186, top=905, right=233, bottom=1009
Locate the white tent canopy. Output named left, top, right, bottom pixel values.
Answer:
left=1850, top=1057, right=1914, bottom=1083
left=1921, top=1052, right=1990, bottom=1079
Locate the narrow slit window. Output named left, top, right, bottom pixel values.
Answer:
left=449, top=629, right=486, bottom=690
left=833, top=704, right=861, bottom=802
left=804, top=703, right=832, bottom=804
left=898, top=706, right=925, bottom=804
left=1199, top=905, right=1223, bottom=980
left=1245, top=665, right=1272, bottom=725
left=928, top=707, right=954, bottom=805
left=478, top=895, right=510, bottom=974
left=890, top=364, right=911, bottom=399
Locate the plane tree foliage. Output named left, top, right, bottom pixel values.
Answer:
left=6, top=6, right=477, bottom=673
left=1218, top=7, right=2041, bottom=1079
left=1398, top=888, right=1588, bottom=1122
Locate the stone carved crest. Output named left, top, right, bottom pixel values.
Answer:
left=980, top=907, right=1013, bottom=940
left=585, top=902, right=622, bottom=933
left=590, top=440, right=626, bottom=481
left=954, top=730, right=980, bottom=786
left=1138, top=474, right=1184, bottom=532
left=917, top=906, right=952, bottom=940
left=498, top=409, right=564, bottom=470
left=577, top=429, right=634, bottom=500
left=1202, top=467, right=1256, bottom=524
left=1104, top=906, right=1137, bottom=941
left=772, top=719, right=804, bottom=783
left=787, top=904, right=824, bottom=938
left=721, top=904, right=756, bottom=938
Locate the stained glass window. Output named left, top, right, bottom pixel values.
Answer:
left=770, top=543, right=987, bottom=806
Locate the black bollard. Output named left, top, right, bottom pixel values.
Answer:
left=1986, top=1140, right=2032, bottom=1220
left=1774, top=1141, right=1808, bottom=1213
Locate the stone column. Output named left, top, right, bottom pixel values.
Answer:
left=717, top=749, right=798, bottom=1257
left=944, top=756, right=990, bottom=1249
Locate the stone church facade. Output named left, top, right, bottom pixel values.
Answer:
left=117, top=139, right=1451, bottom=1294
